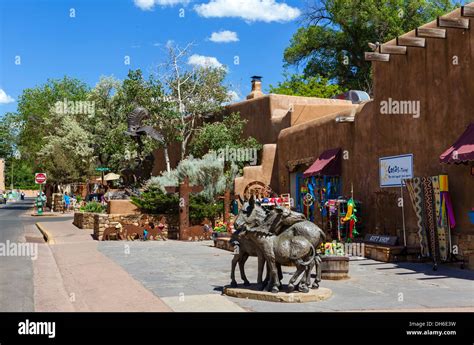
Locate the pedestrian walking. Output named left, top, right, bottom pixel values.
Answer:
left=63, top=192, right=71, bottom=213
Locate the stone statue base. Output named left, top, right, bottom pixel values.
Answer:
left=223, top=284, right=332, bottom=303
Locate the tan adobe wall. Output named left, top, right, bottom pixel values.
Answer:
left=234, top=144, right=277, bottom=196
left=277, top=15, right=474, bottom=258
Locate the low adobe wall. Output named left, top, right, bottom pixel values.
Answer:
left=73, top=212, right=97, bottom=229
left=107, top=200, right=139, bottom=214
left=92, top=213, right=178, bottom=240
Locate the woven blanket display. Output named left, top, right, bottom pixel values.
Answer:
left=421, top=177, right=440, bottom=262
left=405, top=178, right=430, bottom=257
left=405, top=175, right=454, bottom=262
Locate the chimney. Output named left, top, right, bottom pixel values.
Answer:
left=247, top=76, right=265, bottom=100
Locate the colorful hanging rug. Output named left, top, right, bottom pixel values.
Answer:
left=431, top=176, right=448, bottom=261
left=405, top=178, right=430, bottom=257
left=421, top=177, right=440, bottom=262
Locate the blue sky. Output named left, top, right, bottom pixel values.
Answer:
left=0, top=0, right=303, bottom=116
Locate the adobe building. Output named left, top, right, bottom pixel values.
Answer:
left=0, top=158, right=5, bottom=191
left=225, top=4, right=474, bottom=266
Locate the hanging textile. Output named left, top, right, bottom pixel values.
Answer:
left=432, top=176, right=449, bottom=261
left=405, top=178, right=430, bottom=257
left=421, top=177, right=440, bottom=262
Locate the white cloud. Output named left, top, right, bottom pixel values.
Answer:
left=227, top=90, right=240, bottom=102
left=0, top=89, right=14, bottom=104
left=188, top=54, right=224, bottom=69
left=195, top=0, right=301, bottom=23
left=134, top=0, right=190, bottom=10
left=209, top=30, right=239, bottom=43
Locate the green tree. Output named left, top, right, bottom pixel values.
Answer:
left=1, top=113, right=36, bottom=189
left=284, top=0, right=457, bottom=92
left=189, top=112, right=262, bottom=165
left=268, top=73, right=345, bottom=97
left=9, top=77, right=93, bottom=185
left=87, top=75, right=136, bottom=173
left=155, top=43, right=231, bottom=160
left=36, top=109, right=94, bottom=184
left=16, top=77, right=90, bottom=163
left=4, top=159, right=36, bottom=190
left=115, top=70, right=176, bottom=173
left=0, top=113, right=16, bottom=159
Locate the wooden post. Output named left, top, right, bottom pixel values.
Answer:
left=223, top=189, right=231, bottom=225
left=165, top=177, right=203, bottom=240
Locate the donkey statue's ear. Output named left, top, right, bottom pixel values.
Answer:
left=249, top=194, right=255, bottom=207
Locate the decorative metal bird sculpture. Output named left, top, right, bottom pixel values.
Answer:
left=124, top=106, right=165, bottom=143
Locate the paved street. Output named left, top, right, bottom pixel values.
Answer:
left=0, top=199, right=73, bottom=311
left=0, top=199, right=36, bottom=311
left=1, top=206, right=473, bottom=312
left=98, top=239, right=474, bottom=312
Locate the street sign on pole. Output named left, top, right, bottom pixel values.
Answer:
left=95, top=168, right=109, bottom=185
left=35, top=173, right=47, bottom=185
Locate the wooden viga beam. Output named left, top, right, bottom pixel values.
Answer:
left=397, top=36, right=426, bottom=48
left=461, top=5, right=474, bottom=17
left=416, top=27, right=447, bottom=39
left=437, top=16, right=470, bottom=29
left=379, top=44, right=407, bottom=55
left=365, top=52, right=390, bottom=62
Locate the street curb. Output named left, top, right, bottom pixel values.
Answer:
left=36, top=222, right=56, bottom=244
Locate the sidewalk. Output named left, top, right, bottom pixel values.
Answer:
left=33, top=218, right=172, bottom=312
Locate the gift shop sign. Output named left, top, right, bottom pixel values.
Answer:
left=379, top=154, right=413, bottom=187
